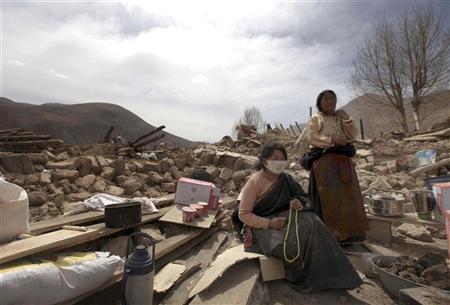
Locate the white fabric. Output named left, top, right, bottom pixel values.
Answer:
left=0, top=252, right=122, bottom=305
left=0, top=178, right=29, bottom=244
left=83, top=193, right=158, bottom=214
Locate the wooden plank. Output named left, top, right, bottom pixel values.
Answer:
left=29, top=211, right=104, bottom=234
left=0, top=128, right=23, bottom=134
left=58, top=227, right=211, bottom=305
left=399, top=286, right=450, bottom=305
left=29, top=194, right=175, bottom=234
left=0, top=207, right=172, bottom=264
left=0, top=139, right=63, bottom=147
left=159, top=205, right=219, bottom=228
left=0, top=229, right=99, bottom=264
left=0, top=135, right=51, bottom=142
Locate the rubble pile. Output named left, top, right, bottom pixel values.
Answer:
left=375, top=253, right=450, bottom=290
left=0, top=123, right=449, bottom=223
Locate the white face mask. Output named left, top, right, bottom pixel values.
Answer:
left=264, top=160, right=288, bottom=174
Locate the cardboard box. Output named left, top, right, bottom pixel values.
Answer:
left=175, top=177, right=221, bottom=210
left=432, top=182, right=450, bottom=224
left=259, top=256, right=285, bottom=281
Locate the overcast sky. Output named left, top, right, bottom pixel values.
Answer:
left=2, top=1, right=449, bottom=142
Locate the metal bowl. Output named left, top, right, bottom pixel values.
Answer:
left=365, top=195, right=404, bottom=217
left=371, top=256, right=427, bottom=297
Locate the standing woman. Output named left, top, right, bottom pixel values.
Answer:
left=301, top=90, right=368, bottom=245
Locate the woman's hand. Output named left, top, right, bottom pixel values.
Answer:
left=269, top=217, right=286, bottom=230
left=289, top=198, right=304, bottom=210
left=335, top=110, right=350, bottom=120
left=332, top=134, right=348, bottom=146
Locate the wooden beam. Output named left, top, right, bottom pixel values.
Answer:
left=129, top=125, right=166, bottom=147
left=0, top=135, right=52, bottom=142
left=409, top=158, right=450, bottom=176
left=0, top=139, right=63, bottom=147
left=0, top=206, right=172, bottom=264
left=0, top=128, right=24, bottom=134
left=29, top=194, right=175, bottom=234
left=103, top=126, right=115, bottom=142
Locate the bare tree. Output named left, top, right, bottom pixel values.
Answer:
left=239, top=106, right=266, bottom=133
left=399, top=5, right=450, bottom=131
left=352, top=19, right=409, bottom=133
left=352, top=5, right=450, bottom=134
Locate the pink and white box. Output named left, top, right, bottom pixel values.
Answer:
left=175, top=177, right=221, bottom=210
left=432, top=182, right=450, bottom=224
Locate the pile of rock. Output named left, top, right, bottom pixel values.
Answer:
left=376, top=253, right=450, bottom=291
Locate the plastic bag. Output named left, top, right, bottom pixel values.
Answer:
left=0, top=178, right=29, bottom=243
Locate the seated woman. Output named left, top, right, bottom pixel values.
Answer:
left=232, top=142, right=362, bottom=293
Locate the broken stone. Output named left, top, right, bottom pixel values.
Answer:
left=90, top=178, right=107, bottom=193
left=52, top=169, right=79, bottom=182
left=0, top=154, right=34, bottom=174
left=25, top=173, right=41, bottom=186
left=78, top=157, right=93, bottom=177
left=68, top=192, right=92, bottom=202
left=75, top=174, right=96, bottom=190
left=139, top=161, right=161, bottom=173
left=170, top=166, right=182, bottom=180
left=161, top=182, right=176, bottom=193
left=105, top=185, right=125, bottom=197
left=231, top=170, right=248, bottom=183
left=112, top=159, right=126, bottom=176
left=48, top=184, right=64, bottom=195
left=95, top=155, right=110, bottom=167
left=28, top=191, right=48, bottom=207
left=86, top=156, right=101, bottom=175
left=205, top=166, right=219, bottom=178
left=118, top=176, right=145, bottom=195
left=40, top=171, right=52, bottom=185
left=147, top=171, right=164, bottom=184
left=28, top=153, right=49, bottom=165
left=34, top=165, right=45, bottom=172
left=101, top=167, right=115, bottom=182
left=160, top=158, right=175, bottom=173
left=46, top=159, right=81, bottom=170
left=374, top=165, right=388, bottom=174
left=219, top=167, right=233, bottom=182
left=397, top=223, right=433, bottom=242
left=224, top=180, right=236, bottom=192
left=55, top=152, right=70, bottom=161
left=163, top=172, right=174, bottom=183
left=386, top=160, right=398, bottom=173
left=145, top=188, right=161, bottom=198
left=356, top=149, right=372, bottom=158
left=42, top=150, right=55, bottom=161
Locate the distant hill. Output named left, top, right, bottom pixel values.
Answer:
left=341, top=90, right=450, bottom=137
left=0, top=97, right=195, bottom=147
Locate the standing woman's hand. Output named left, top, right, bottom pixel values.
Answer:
left=335, top=110, right=350, bottom=121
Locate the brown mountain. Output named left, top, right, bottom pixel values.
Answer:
left=341, top=90, right=450, bottom=137
left=0, top=97, right=195, bottom=147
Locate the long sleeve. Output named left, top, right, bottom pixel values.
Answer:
left=341, top=118, right=359, bottom=142
left=238, top=179, right=271, bottom=229
left=306, top=116, right=333, bottom=148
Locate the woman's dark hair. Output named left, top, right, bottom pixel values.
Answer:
left=316, top=90, right=336, bottom=111
left=255, top=142, right=288, bottom=170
